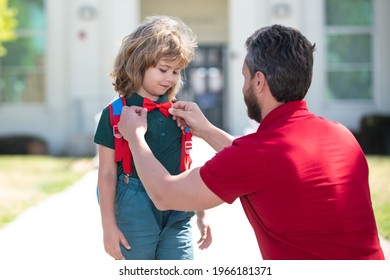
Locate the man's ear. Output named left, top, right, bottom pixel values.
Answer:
left=255, top=71, right=266, bottom=90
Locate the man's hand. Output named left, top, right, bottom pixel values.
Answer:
left=118, top=106, right=147, bottom=142
left=169, top=101, right=211, bottom=138
left=170, top=101, right=234, bottom=152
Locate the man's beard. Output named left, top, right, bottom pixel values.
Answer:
left=244, top=86, right=262, bottom=123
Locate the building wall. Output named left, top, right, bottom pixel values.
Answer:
left=227, top=0, right=390, bottom=133
left=305, top=0, right=390, bottom=131
left=0, top=0, right=389, bottom=155
left=0, top=0, right=140, bottom=156
left=0, top=0, right=69, bottom=155
left=141, top=0, right=228, bottom=45
left=375, top=0, right=390, bottom=113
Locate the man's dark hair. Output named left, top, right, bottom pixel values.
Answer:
left=245, top=24, right=316, bottom=102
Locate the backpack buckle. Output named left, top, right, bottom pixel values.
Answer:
left=113, top=124, right=122, bottom=139
left=184, top=141, right=192, bottom=154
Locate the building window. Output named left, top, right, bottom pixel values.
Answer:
left=325, top=0, right=373, bottom=101
left=0, top=0, right=46, bottom=103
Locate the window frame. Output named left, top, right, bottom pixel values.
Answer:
left=324, top=0, right=375, bottom=104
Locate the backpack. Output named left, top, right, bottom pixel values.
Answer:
left=109, top=96, right=193, bottom=183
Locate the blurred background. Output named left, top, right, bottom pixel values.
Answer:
left=1, top=1, right=390, bottom=269
left=0, top=0, right=389, bottom=157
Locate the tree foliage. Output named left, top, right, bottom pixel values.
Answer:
left=0, top=0, right=18, bottom=56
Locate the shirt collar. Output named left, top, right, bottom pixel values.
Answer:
left=258, top=100, right=308, bottom=131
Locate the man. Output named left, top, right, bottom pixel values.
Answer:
left=117, top=25, right=384, bottom=259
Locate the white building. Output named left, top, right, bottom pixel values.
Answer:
left=0, top=0, right=389, bottom=156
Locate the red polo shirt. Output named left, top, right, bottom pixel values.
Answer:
left=200, top=100, right=384, bottom=259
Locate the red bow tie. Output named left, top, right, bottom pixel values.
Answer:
left=143, top=98, right=172, bottom=117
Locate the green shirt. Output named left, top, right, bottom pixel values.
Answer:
left=94, top=93, right=182, bottom=178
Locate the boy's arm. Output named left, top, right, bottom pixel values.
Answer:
left=97, top=145, right=130, bottom=260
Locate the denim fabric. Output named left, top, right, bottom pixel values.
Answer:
left=115, top=174, right=195, bottom=260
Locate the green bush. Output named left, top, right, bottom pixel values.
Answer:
left=357, top=115, right=390, bottom=155
left=0, top=135, right=47, bottom=154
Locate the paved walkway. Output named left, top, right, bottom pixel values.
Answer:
left=0, top=138, right=389, bottom=279
left=0, top=138, right=260, bottom=279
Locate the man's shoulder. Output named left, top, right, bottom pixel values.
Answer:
left=232, top=132, right=261, bottom=147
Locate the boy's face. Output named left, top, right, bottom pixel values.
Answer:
left=138, top=58, right=182, bottom=101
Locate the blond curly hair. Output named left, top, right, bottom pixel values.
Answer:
left=110, top=15, right=197, bottom=101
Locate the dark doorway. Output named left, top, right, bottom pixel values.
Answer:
left=180, top=46, right=226, bottom=129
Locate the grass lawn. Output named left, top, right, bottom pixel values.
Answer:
left=0, top=155, right=94, bottom=228
left=367, top=156, right=390, bottom=240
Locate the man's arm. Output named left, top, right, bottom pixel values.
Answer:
left=118, top=106, right=224, bottom=211
left=169, top=101, right=235, bottom=152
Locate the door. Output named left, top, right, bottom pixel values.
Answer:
left=180, top=46, right=226, bottom=129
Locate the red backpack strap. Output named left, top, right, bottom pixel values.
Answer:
left=108, top=97, right=132, bottom=178
left=171, top=99, right=192, bottom=172
left=180, top=127, right=193, bottom=172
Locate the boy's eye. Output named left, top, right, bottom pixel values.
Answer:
left=159, top=68, right=180, bottom=75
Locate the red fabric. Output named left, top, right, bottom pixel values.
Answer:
left=110, top=97, right=192, bottom=175
left=180, top=129, right=193, bottom=172
left=142, top=98, right=192, bottom=172
left=109, top=97, right=132, bottom=175
left=143, top=98, right=172, bottom=117
left=200, top=100, right=384, bottom=260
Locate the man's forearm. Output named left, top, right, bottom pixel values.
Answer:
left=198, top=124, right=235, bottom=152
left=127, top=133, right=223, bottom=211
left=169, top=101, right=234, bottom=152
left=128, top=133, right=173, bottom=209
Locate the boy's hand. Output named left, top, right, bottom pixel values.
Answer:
left=103, top=225, right=130, bottom=260
left=196, top=211, right=212, bottom=250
